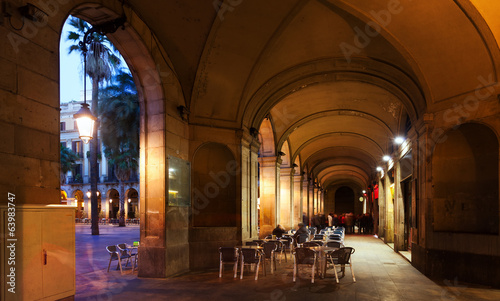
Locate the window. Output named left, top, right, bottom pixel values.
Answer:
left=60, top=122, right=66, bottom=131
left=72, top=140, right=83, bottom=158
left=72, top=164, right=82, bottom=183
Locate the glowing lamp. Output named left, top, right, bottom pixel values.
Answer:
left=74, top=103, right=96, bottom=144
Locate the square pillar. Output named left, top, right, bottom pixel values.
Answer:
left=259, top=156, right=280, bottom=238
left=293, top=172, right=302, bottom=228
left=280, top=167, right=293, bottom=230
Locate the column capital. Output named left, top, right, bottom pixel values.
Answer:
left=280, top=167, right=293, bottom=177
left=240, top=129, right=261, bottom=152
left=258, top=156, right=278, bottom=167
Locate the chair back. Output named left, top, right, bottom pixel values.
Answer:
left=219, top=247, right=238, bottom=262
left=313, top=234, right=324, bottom=240
left=308, top=227, right=317, bottom=236
left=268, top=240, right=283, bottom=250
left=116, top=243, right=130, bottom=256
left=332, top=247, right=355, bottom=264
left=296, top=234, right=308, bottom=244
left=106, top=245, right=117, bottom=254
left=303, top=241, right=321, bottom=247
left=241, top=248, right=260, bottom=263
left=326, top=241, right=342, bottom=248
left=328, top=234, right=342, bottom=241
left=280, top=236, right=292, bottom=249
left=262, top=242, right=277, bottom=258
left=106, top=245, right=119, bottom=259
left=294, top=247, right=317, bottom=265
left=253, top=239, right=265, bottom=246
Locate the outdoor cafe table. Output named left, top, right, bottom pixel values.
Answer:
left=306, top=246, right=338, bottom=278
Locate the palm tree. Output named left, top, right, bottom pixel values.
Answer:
left=100, top=71, right=140, bottom=227
left=67, top=16, right=121, bottom=235
left=60, top=144, right=80, bottom=185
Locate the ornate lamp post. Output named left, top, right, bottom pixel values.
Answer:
left=73, top=17, right=126, bottom=235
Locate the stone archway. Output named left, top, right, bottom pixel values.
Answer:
left=61, top=1, right=185, bottom=278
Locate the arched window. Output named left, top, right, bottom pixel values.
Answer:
left=432, top=123, right=499, bottom=234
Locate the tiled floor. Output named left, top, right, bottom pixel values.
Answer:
left=75, top=225, right=500, bottom=300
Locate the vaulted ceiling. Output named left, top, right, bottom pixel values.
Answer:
left=123, top=0, right=500, bottom=190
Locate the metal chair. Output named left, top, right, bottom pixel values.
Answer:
left=218, top=247, right=239, bottom=278
left=296, top=233, right=309, bottom=245
left=326, top=241, right=343, bottom=248
left=327, top=247, right=356, bottom=283
left=308, top=227, right=317, bottom=237
left=106, top=245, right=132, bottom=274
left=262, top=242, right=278, bottom=273
left=313, top=234, right=324, bottom=240
left=279, top=236, right=293, bottom=262
left=117, top=243, right=138, bottom=271
left=240, top=248, right=265, bottom=280
left=328, top=234, right=342, bottom=241
left=293, top=247, right=318, bottom=283
left=303, top=241, right=322, bottom=248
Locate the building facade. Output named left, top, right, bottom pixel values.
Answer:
left=60, top=100, right=139, bottom=220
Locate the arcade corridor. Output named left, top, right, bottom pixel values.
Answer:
left=2, top=0, right=500, bottom=299
left=75, top=228, right=500, bottom=300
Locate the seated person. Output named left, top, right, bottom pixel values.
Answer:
left=272, top=224, right=287, bottom=238
left=293, top=222, right=309, bottom=244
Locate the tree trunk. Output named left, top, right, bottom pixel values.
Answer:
left=119, top=179, right=126, bottom=227
left=90, top=78, right=100, bottom=235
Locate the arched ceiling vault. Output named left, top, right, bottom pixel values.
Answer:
left=124, top=0, right=500, bottom=191
left=317, top=166, right=369, bottom=184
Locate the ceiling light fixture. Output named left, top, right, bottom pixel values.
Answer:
left=394, top=136, right=405, bottom=144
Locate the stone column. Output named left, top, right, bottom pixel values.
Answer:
left=319, top=189, right=324, bottom=213
left=241, top=138, right=251, bottom=241
left=308, top=182, right=314, bottom=226
left=105, top=198, right=110, bottom=219
left=240, top=133, right=260, bottom=241
left=85, top=194, right=91, bottom=219
left=378, top=177, right=386, bottom=238
left=302, top=176, right=309, bottom=225
left=250, top=141, right=260, bottom=240
left=292, top=172, right=302, bottom=228
left=280, top=167, right=293, bottom=230
left=313, top=186, right=319, bottom=215
left=384, top=174, right=395, bottom=243
left=259, top=156, right=280, bottom=238
left=394, top=159, right=405, bottom=252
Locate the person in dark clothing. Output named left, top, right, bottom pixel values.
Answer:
left=293, top=222, right=309, bottom=245
left=272, top=224, right=287, bottom=238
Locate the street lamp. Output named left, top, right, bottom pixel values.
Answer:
left=74, top=29, right=96, bottom=144
left=73, top=17, right=126, bottom=236
left=74, top=103, right=96, bottom=144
